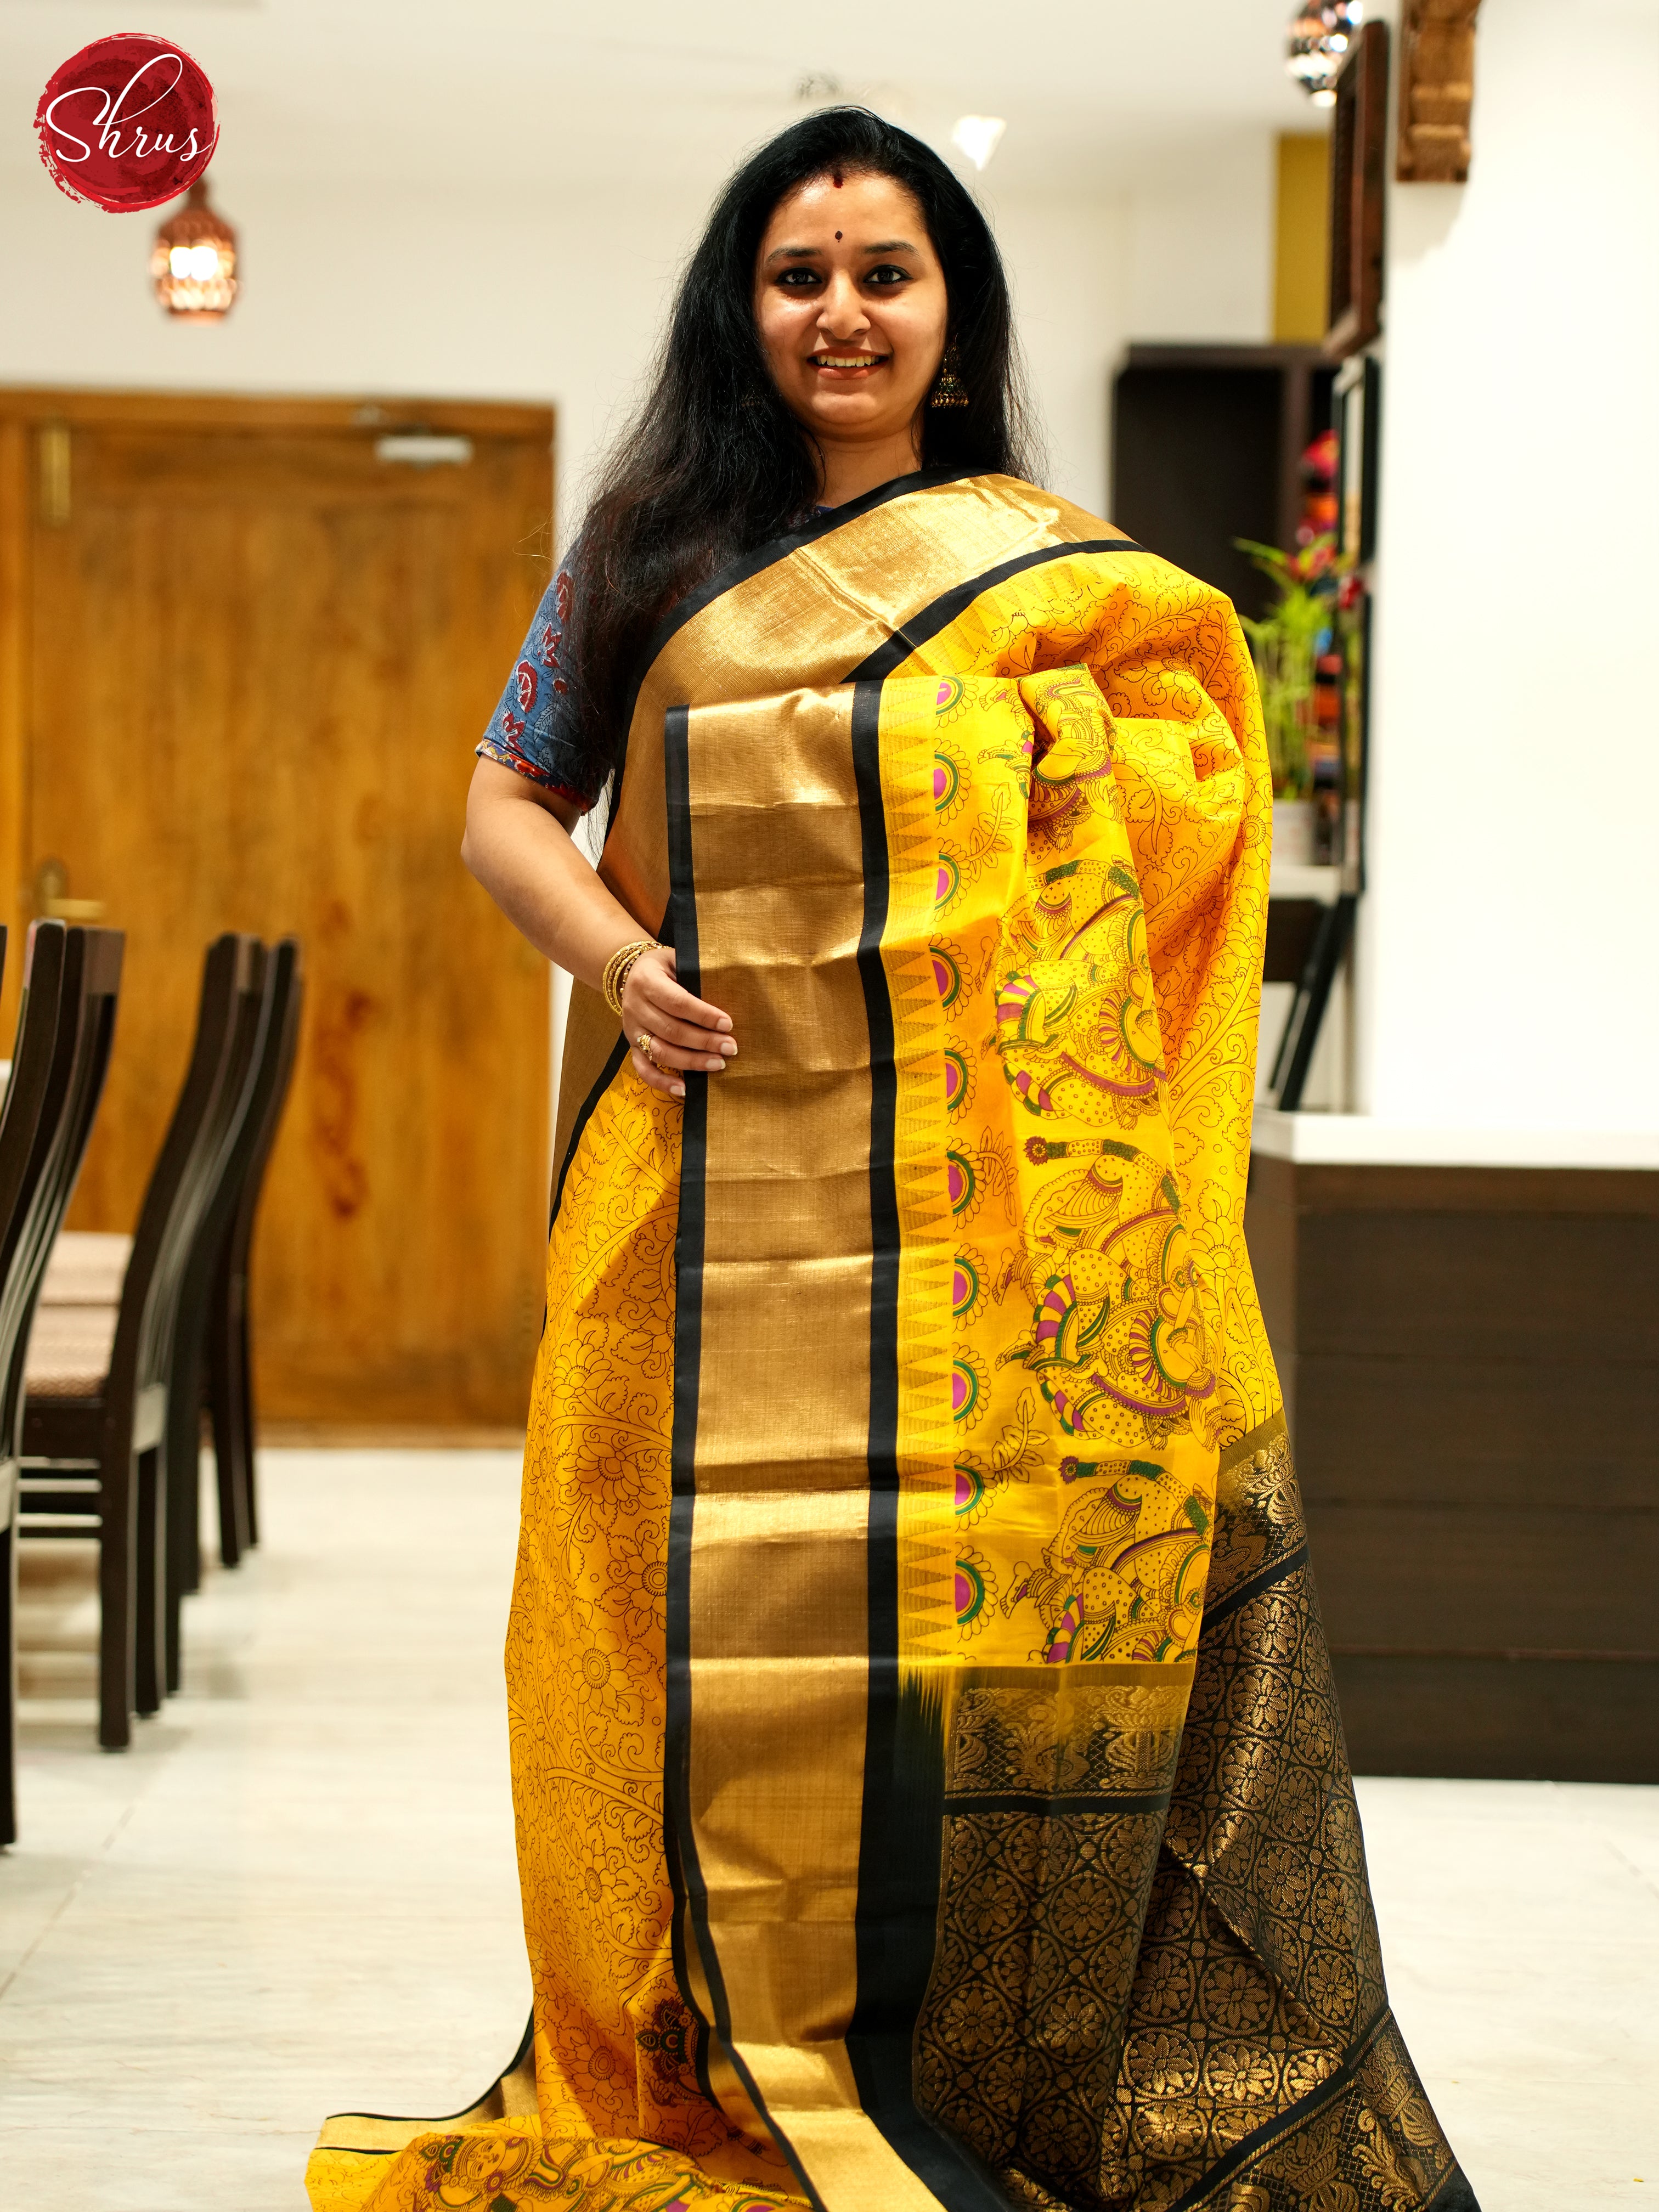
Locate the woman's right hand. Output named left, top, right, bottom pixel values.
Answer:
left=621, top=946, right=737, bottom=1100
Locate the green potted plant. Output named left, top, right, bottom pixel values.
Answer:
left=1236, top=534, right=1337, bottom=866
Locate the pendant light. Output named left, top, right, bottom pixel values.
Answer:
left=1286, top=1, right=1364, bottom=106
left=151, top=177, right=238, bottom=320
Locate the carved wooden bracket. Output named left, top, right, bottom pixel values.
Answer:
left=1397, top=0, right=1484, bottom=182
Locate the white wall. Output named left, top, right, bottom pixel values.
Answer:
left=1358, top=0, right=1659, bottom=1131
left=1124, top=132, right=1276, bottom=343
left=0, top=167, right=697, bottom=547
left=988, top=193, right=1129, bottom=509
left=989, top=136, right=1276, bottom=511
left=0, top=123, right=1275, bottom=1147
left=0, top=146, right=1272, bottom=533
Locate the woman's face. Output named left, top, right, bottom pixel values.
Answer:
left=753, top=170, right=949, bottom=456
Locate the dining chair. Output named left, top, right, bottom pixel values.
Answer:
left=20, top=933, right=257, bottom=1743
left=0, top=923, right=124, bottom=1824
left=0, top=929, right=125, bottom=1406
left=155, top=941, right=275, bottom=1688
left=203, top=937, right=303, bottom=1570
left=39, top=938, right=302, bottom=1590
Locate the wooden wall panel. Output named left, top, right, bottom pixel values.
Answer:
left=1306, top=1501, right=1657, bottom=1652
left=1297, top=1209, right=1655, bottom=1364
left=1245, top=1150, right=1659, bottom=1780
left=1295, top=1357, right=1652, bottom=1511
left=1329, top=1655, right=1658, bottom=1785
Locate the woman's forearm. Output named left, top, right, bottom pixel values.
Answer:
left=461, top=759, right=647, bottom=987
left=464, top=757, right=736, bottom=1098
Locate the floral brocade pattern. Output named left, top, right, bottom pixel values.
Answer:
left=917, top=665, right=1238, bottom=1675
left=338, top=2121, right=794, bottom=2212
left=895, top=553, right=1285, bottom=1451
left=913, top=1419, right=1470, bottom=2211
left=503, top=1077, right=800, bottom=2199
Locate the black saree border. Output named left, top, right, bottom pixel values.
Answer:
left=313, top=2016, right=537, bottom=2148
left=1158, top=2004, right=1393, bottom=2212
left=661, top=699, right=822, bottom=2209
left=1159, top=2000, right=1477, bottom=2212
left=847, top=536, right=1148, bottom=684
left=605, top=467, right=977, bottom=856
left=943, top=1788, right=1174, bottom=1820
left=1200, top=1536, right=1313, bottom=1639
left=843, top=678, right=1017, bottom=2212
left=549, top=1030, right=629, bottom=1232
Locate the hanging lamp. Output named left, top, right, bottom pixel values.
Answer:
left=1286, top=0, right=1364, bottom=106
left=151, top=177, right=238, bottom=320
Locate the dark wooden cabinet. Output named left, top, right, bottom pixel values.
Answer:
left=1109, top=343, right=1336, bottom=622
left=1245, top=1149, right=1659, bottom=1781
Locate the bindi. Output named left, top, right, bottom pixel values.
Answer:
left=834, top=229, right=842, bottom=241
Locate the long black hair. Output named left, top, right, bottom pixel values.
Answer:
left=566, top=106, right=1040, bottom=791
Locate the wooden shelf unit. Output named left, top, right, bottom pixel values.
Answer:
left=1109, top=342, right=1337, bottom=624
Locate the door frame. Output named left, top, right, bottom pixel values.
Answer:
left=0, top=383, right=555, bottom=1048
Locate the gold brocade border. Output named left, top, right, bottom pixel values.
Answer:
left=600, top=475, right=1141, bottom=935
left=669, top=686, right=952, bottom=2212
left=645, top=483, right=1302, bottom=2211
left=872, top=679, right=957, bottom=1686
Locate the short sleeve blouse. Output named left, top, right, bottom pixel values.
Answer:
left=475, top=549, right=595, bottom=811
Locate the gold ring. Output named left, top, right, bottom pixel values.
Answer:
left=636, top=1030, right=656, bottom=1064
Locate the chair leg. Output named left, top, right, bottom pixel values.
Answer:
left=1, top=1489, right=18, bottom=1846
left=184, top=1411, right=202, bottom=1596
left=133, top=1444, right=166, bottom=1717
left=237, top=1300, right=258, bottom=1550
left=167, top=1376, right=204, bottom=1604
left=163, top=1401, right=193, bottom=1700
left=215, top=1404, right=242, bottom=1572
left=209, top=1276, right=256, bottom=1565
left=208, top=1290, right=239, bottom=1567
left=99, top=1446, right=136, bottom=1751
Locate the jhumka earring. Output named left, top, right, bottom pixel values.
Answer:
left=930, top=344, right=969, bottom=409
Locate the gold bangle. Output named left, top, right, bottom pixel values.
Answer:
left=602, top=937, right=657, bottom=1022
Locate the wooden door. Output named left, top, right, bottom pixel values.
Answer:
left=0, top=391, right=552, bottom=1427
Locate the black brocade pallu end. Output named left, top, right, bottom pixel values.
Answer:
left=911, top=1418, right=1480, bottom=2212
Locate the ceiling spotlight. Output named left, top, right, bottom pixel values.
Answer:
left=1286, top=1, right=1364, bottom=106
left=951, top=115, right=1006, bottom=171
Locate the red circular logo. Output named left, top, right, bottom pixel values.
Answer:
left=36, top=35, right=218, bottom=212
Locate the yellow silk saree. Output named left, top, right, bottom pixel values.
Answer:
left=309, top=473, right=1476, bottom=2212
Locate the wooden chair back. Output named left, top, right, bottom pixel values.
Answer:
left=209, top=933, right=303, bottom=1557
left=166, top=941, right=300, bottom=1643
left=0, top=928, right=125, bottom=1457
left=0, top=926, right=60, bottom=1375
left=218, top=938, right=303, bottom=1334
left=1, top=923, right=72, bottom=1843
left=26, top=931, right=255, bottom=1743
left=152, top=941, right=269, bottom=1677
left=100, top=934, right=253, bottom=1438
left=201, top=936, right=304, bottom=1563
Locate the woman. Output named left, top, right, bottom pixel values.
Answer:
left=309, top=110, right=1476, bottom=2212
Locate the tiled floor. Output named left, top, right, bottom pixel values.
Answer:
left=1, top=1450, right=1654, bottom=2208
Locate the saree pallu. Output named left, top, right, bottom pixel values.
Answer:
left=309, top=474, right=1477, bottom=2212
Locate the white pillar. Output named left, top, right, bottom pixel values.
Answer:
left=1356, top=0, right=1659, bottom=1133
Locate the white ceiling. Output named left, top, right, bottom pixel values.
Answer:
left=2, top=0, right=1322, bottom=196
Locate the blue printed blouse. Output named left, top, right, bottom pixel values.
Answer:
left=475, top=554, right=594, bottom=811
left=478, top=510, right=838, bottom=809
